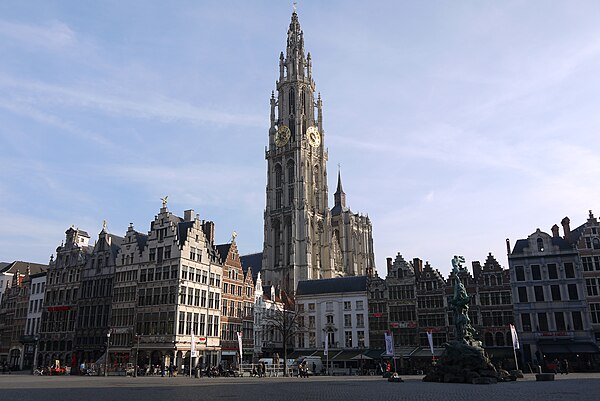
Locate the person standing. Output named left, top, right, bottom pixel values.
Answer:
left=562, top=359, right=569, bottom=374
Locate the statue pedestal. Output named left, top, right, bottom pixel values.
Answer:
left=423, top=341, right=499, bottom=384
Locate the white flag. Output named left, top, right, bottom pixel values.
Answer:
left=191, top=330, right=197, bottom=357
left=237, top=331, right=243, bottom=359
left=324, top=333, right=329, bottom=356
left=384, top=331, right=394, bottom=356
left=510, top=324, right=520, bottom=350
left=426, top=331, right=434, bottom=355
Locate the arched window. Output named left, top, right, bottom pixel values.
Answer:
left=495, top=332, right=505, bottom=346
left=273, top=220, right=281, bottom=265
left=288, top=88, right=295, bottom=114
left=313, top=165, right=320, bottom=209
left=289, top=117, right=295, bottom=140
left=484, top=332, right=494, bottom=347
left=275, top=164, right=282, bottom=188
left=287, top=160, right=295, bottom=183
left=285, top=218, right=292, bottom=265
left=287, top=161, right=295, bottom=206
left=537, top=238, right=544, bottom=252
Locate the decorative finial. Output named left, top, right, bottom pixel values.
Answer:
left=161, top=196, right=168, bottom=208
left=232, top=231, right=238, bottom=242
left=293, top=1, right=297, bottom=13
left=337, top=163, right=341, bottom=172
left=102, top=220, right=107, bottom=231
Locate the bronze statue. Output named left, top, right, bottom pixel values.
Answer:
left=449, top=256, right=476, bottom=344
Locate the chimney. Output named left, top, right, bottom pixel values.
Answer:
left=413, top=258, right=423, bottom=277
left=184, top=209, right=194, bottom=222
left=472, top=261, right=482, bottom=281
left=561, top=216, right=571, bottom=241
left=551, top=224, right=560, bottom=238
left=386, top=257, right=393, bottom=275
left=203, top=221, right=215, bottom=244
left=505, top=238, right=511, bottom=255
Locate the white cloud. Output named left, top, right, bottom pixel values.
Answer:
left=0, top=75, right=264, bottom=128
left=0, top=20, right=75, bottom=49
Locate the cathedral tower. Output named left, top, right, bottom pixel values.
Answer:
left=262, top=11, right=330, bottom=293
left=261, top=11, right=375, bottom=293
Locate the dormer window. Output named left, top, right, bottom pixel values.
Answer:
left=537, top=238, right=544, bottom=252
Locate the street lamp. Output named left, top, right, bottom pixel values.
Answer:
left=105, top=329, right=112, bottom=377
left=134, top=334, right=141, bottom=378
left=31, top=336, right=39, bottom=375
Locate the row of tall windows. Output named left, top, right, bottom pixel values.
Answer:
left=515, top=263, right=575, bottom=281
left=520, top=311, right=584, bottom=332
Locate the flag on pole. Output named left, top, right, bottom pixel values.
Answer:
left=509, top=324, right=520, bottom=350
left=237, top=331, right=243, bottom=359
left=191, top=330, right=197, bottom=357
left=384, top=331, right=394, bottom=356
left=426, top=331, right=434, bottom=356
left=324, top=332, right=329, bottom=356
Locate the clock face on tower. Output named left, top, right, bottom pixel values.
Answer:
left=275, top=125, right=291, bottom=147
left=307, top=126, right=320, bottom=147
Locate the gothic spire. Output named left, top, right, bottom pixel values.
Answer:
left=334, top=168, right=346, bottom=210
left=285, top=10, right=306, bottom=79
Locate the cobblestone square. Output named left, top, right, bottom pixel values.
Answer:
left=1, top=373, right=599, bottom=401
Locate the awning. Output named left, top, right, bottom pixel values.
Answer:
left=351, top=352, right=373, bottom=361
left=221, top=351, right=237, bottom=356
left=538, top=341, right=599, bottom=355
left=364, top=349, right=386, bottom=359
left=396, top=346, right=419, bottom=358
left=286, top=351, right=305, bottom=360
left=538, top=343, right=571, bottom=354
left=567, top=342, right=599, bottom=354
left=332, top=350, right=361, bottom=361
left=409, top=347, right=445, bottom=358
left=95, top=352, right=107, bottom=364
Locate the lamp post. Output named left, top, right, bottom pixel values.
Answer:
left=31, top=336, right=39, bottom=375
left=134, top=334, right=140, bottom=378
left=105, top=329, right=112, bottom=377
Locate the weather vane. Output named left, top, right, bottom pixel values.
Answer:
left=161, top=196, right=168, bottom=208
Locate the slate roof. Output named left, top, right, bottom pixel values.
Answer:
left=241, top=252, right=263, bottom=281
left=216, top=244, right=232, bottom=263
left=512, top=236, right=575, bottom=255
left=0, top=261, right=47, bottom=275
left=296, top=276, right=368, bottom=296
left=0, top=262, right=9, bottom=270
left=569, top=222, right=586, bottom=245
left=511, top=239, right=529, bottom=255
left=552, top=236, right=576, bottom=251
left=133, top=231, right=148, bottom=251
left=107, top=234, right=124, bottom=255
left=177, top=221, right=195, bottom=247
left=330, top=204, right=350, bottom=216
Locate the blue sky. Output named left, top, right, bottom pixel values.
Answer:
left=1, top=1, right=600, bottom=277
